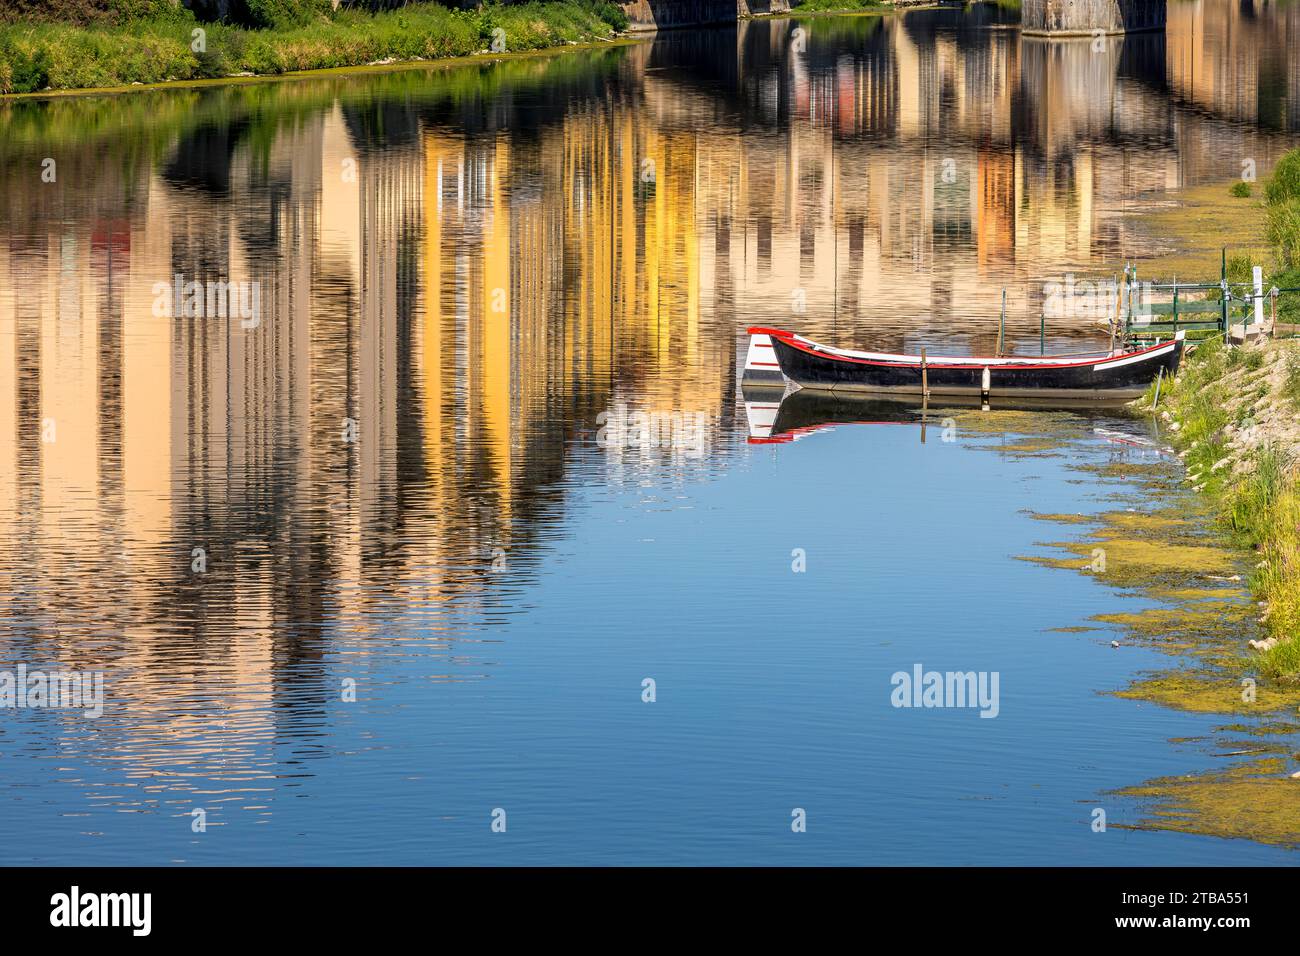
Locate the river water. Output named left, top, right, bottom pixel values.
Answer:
left=1, top=3, right=1298, bottom=864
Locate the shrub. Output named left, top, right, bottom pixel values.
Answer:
left=1264, top=148, right=1300, bottom=207
left=110, top=0, right=194, bottom=22
left=1230, top=180, right=1252, bottom=198
left=478, top=5, right=499, bottom=43
left=1284, top=349, right=1300, bottom=405
left=1264, top=148, right=1300, bottom=268
left=194, top=23, right=247, bottom=76
left=582, top=0, right=628, bottom=31
left=0, top=35, right=52, bottom=93
left=1267, top=197, right=1300, bottom=270
left=0, top=0, right=189, bottom=25
left=0, top=1, right=109, bottom=25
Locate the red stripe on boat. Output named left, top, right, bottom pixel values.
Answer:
left=769, top=331, right=1172, bottom=371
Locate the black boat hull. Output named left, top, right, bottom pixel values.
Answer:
left=764, top=330, right=1183, bottom=399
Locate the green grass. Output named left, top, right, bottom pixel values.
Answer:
left=1156, top=340, right=1300, bottom=679
left=1230, top=180, right=1253, bottom=198
left=1266, top=198, right=1300, bottom=270
left=1284, top=349, right=1300, bottom=405
left=1163, top=339, right=1232, bottom=475
left=1232, top=450, right=1300, bottom=676
left=1260, top=631, right=1300, bottom=678
left=1264, top=147, right=1300, bottom=206
left=1265, top=148, right=1300, bottom=269
left=1225, top=445, right=1286, bottom=542
left=783, top=0, right=884, bottom=12
left=0, top=1, right=625, bottom=94
left=1228, top=344, right=1266, bottom=372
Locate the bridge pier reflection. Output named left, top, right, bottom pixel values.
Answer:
left=1022, top=0, right=1166, bottom=36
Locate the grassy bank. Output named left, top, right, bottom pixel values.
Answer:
left=0, top=1, right=627, bottom=94
left=1134, top=333, right=1300, bottom=679
left=1128, top=147, right=1300, bottom=681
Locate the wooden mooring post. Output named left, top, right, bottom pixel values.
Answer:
left=920, top=347, right=930, bottom=443
left=1110, top=267, right=1126, bottom=353
left=996, top=289, right=1006, bottom=357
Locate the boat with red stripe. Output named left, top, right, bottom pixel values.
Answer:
left=743, top=326, right=1184, bottom=399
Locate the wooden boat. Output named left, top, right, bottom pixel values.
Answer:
left=742, top=327, right=1184, bottom=399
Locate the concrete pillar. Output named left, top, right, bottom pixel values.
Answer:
left=738, top=0, right=793, bottom=15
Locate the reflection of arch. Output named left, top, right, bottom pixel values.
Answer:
left=733, top=16, right=897, bottom=135
left=900, top=2, right=1019, bottom=51
left=342, top=100, right=421, bottom=152
left=163, top=119, right=251, bottom=195
left=618, top=0, right=736, bottom=32
left=647, top=21, right=740, bottom=90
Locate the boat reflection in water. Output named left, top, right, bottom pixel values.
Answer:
left=743, top=386, right=1140, bottom=445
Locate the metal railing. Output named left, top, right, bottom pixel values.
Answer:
left=1117, top=254, right=1300, bottom=343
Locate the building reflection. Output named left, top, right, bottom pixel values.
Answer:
left=1167, top=0, right=1300, bottom=132
left=1, top=2, right=1298, bottom=790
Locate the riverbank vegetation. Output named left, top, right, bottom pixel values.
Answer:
left=1133, top=152, right=1300, bottom=679
left=0, top=0, right=628, bottom=94
left=1265, top=148, right=1300, bottom=301
left=1139, top=338, right=1300, bottom=675
left=772, top=0, right=883, bottom=14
